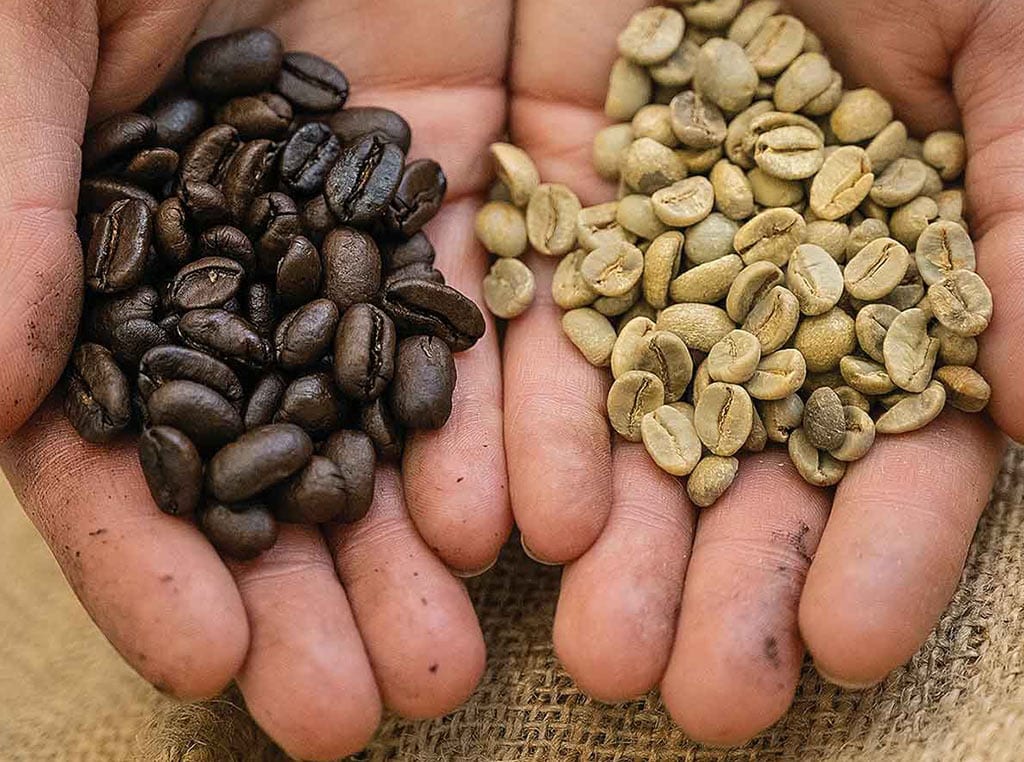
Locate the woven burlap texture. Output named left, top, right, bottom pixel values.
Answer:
left=2, top=448, right=1023, bottom=761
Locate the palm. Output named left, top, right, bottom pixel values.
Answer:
left=506, top=0, right=1021, bottom=745
left=0, top=1, right=511, bottom=758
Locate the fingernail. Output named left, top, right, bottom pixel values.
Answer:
left=815, top=663, right=881, bottom=691
left=520, top=535, right=561, bottom=566
left=449, top=556, right=499, bottom=579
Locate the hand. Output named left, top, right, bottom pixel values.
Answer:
left=505, top=0, right=1021, bottom=744
left=0, top=1, right=512, bottom=758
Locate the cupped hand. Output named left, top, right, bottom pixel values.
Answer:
left=506, top=0, right=1022, bottom=745
left=0, top=1, right=512, bottom=758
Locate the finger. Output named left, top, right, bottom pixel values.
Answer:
left=326, top=467, right=486, bottom=718
left=402, top=200, right=512, bottom=574
left=229, top=525, right=381, bottom=761
left=660, top=452, right=830, bottom=746
left=553, top=442, right=696, bottom=701
left=800, top=411, right=1004, bottom=689
left=0, top=400, right=248, bottom=699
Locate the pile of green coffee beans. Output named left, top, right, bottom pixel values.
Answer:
left=475, top=1, right=993, bottom=508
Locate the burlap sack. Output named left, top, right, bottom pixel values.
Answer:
left=2, top=448, right=1022, bottom=761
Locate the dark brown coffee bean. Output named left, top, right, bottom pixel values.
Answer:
left=200, top=502, right=278, bottom=560
left=245, top=192, right=301, bottom=274
left=139, top=426, right=203, bottom=516
left=324, top=136, right=405, bottom=225
left=79, top=177, right=158, bottom=214
left=138, top=345, right=244, bottom=407
left=275, top=299, right=340, bottom=369
left=167, top=257, right=245, bottom=311
left=207, top=423, right=314, bottom=503
left=214, top=93, right=293, bottom=140
left=186, top=28, right=284, bottom=99
left=158, top=313, right=181, bottom=334
left=82, top=113, right=156, bottom=173
left=154, top=198, right=193, bottom=269
left=275, top=372, right=346, bottom=438
left=221, top=139, right=278, bottom=222
left=382, top=279, right=485, bottom=352
left=359, top=397, right=404, bottom=461
left=178, top=309, right=271, bottom=368
left=109, top=319, right=169, bottom=366
left=276, top=236, right=322, bottom=308
left=147, top=92, right=207, bottom=149
left=383, top=231, right=435, bottom=271
left=383, top=263, right=446, bottom=287
left=179, top=180, right=230, bottom=227
left=276, top=51, right=350, bottom=112
left=120, top=148, right=180, bottom=188
left=329, top=107, right=411, bottom=152
left=64, top=343, right=132, bottom=443
left=299, top=194, right=337, bottom=244
left=84, top=286, right=159, bottom=346
left=178, top=125, right=240, bottom=186
left=320, top=227, right=382, bottom=310
left=86, top=199, right=153, bottom=293
left=384, top=159, right=447, bottom=236
left=244, top=371, right=288, bottom=429
left=322, top=429, right=376, bottom=522
left=147, top=379, right=243, bottom=451
left=271, top=455, right=349, bottom=524
left=333, top=303, right=396, bottom=401
left=244, top=282, right=277, bottom=338
left=390, top=336, right=456, bottom=429
left=279, top=122, right=341, bottom=196
left=198, top=225, right=256, bottom=273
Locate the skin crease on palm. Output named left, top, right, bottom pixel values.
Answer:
left=0, top=0, right=1019, bottom=757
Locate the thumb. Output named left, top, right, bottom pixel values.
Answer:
left=0, top=0, right=97, bottom=438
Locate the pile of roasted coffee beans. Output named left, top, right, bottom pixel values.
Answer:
left=477, top=2, right=993, bottom=508
left=67, top=29, right=485, bottom=559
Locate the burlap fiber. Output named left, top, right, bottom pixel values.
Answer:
left=2, top=447, right=1023, bottom=761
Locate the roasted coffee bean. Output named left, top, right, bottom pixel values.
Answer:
left=178, top=125, right=241, bottom=186
left=324, top=136, right=405, bottom=225
left=245, top=192, right=301, bottom=274
left=299, top=194, right=338, bottom=244
left=167, top=257, right=245, bottom=311
left=109, top=319, right=169, bottom=367
left=82, top=113, right=156, bottom=173
left=178, top=309, right=271, bottom=368
left=214, top=93, right=293, bottom=140
left=139, top=426, right=203, bottom=516
left=206, top=423, right=313, bottom=503
left=272, top=455, right=349, bottom=524
left=138, top=345, right=243, bottom=407
left=147, top=380, right=243, bottom=451
left=383, top=232, right=436, bottom=271
left=120, top=148, right=180, bottom=189
left=382, top=278, right=486, bottom=352
left=179, top=180, right=230, bottom=227
left=84, top=286, right=159, bottom=346
left=146, top=92, right=206, bottom=149
left=385, top=159, right=447, bottom=236
left=86, top=199, right=153, bottom=293
left=333, top=303, right=397, bottom=401
left=200, top=502, right=278, bottom=560
left=384, top=264, right=445, bottom=287
left=322, top=430, right=376, bottom=522
left=221, top=139, right=278, bottom=222
left=360, top=397, right=405, bottom=461
left=390, top=336, right=456, bottom=429
left=328, top=107, right=412, bottom=152
left=245, top=282, right=277, bottom=338
left=244, top=371, right=288, bottom=429
left=276, top=236, right=322, bottom=308
left=275, top=372, right=345, bottom=438
left=186, top=28, right=284, bottom=99
left=79, top=177, right=158, bottom=215
left=280, top=122, right=342, bottom=196
left=198, top=225, right=256, bottom=273
left=320, top=227, right=382, bottom=310
left=64, top=344, right=132, bottom=443
left=276, top=51, right=349, bottom=112
left=274, top=299, right=340, bottom=369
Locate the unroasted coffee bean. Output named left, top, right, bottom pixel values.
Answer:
left=483, top=258, right=536, bottom=319
left=929, top=269, right=992, bottom=338
left=275, top=372, right=345, bottom=438
left=670, top=254, right=742, bottom=305
left=788, top=429, right=846, bottom=487
left=279, top=122, right=341, bottom=196
left=726, top=261, right=785, bottom=323
left=385, top=159, right=447, bottom=236
left=178, top=309, right=271, bottom=368
left=828, top=406, right=876, bottom=462
left=201, top=502, right=279, bottom=560
left=845, top=238, right=910, bottom=300
left=581, top=242, right=645, bottom=297
left=138, top=345, right=244, bottom=407
left=687, top=455, right=739, bottom=508
left=382, top=278, right=485, bottom=352
left=82, top=113, right=156, bottom=174
left=207, top=423, right=314, bottom=503
left=274, top=299, right=340, bottom=369
left=870, top=158, right=928, bottom=208
left=322, top=430, right=376, bottom=522
left=641, top=405, right=703, bottom=477
left=215, top=93, right=293, bottom=140
left=745, top=349, right=807, bottom=401
left=86, top=199, right=152, bottom=293
left=809, top=146, right=874, bottom=221
left=830, top=88, right=893, bottom=144
left=651, top=177, right=715, bottom=227
left=786, top=243, right=843, bottom=316
left=272, top=455, right=350, bottom=524
left=734, top=207, right=806, bottom=267
left=276, top=236, right=322, bottom=308
left=221, top=139, right=278, bottom=222
left=244, top=372, right=287, bottom=430
left=670, top=91, right=727, bottom=149
left=658, top=303, right=736, bottom=353
left=707, top=329, right=761, bottom=384
left=526, top=183, right=582, bottom=256
left=605, top=57, right=653, bottom=121
left=320, top=227, right=382, bottom=311
left=742, top=285, right=800, bottom=354
left=793, top=307, right=858, bottom=373
left=199, top=225, right=257, bottom=273
left=390, top=336, right=456, bottom=430
left=477, top=201, right=529, bottom=259
left=612, top=318, right=693, bottom=400
left=875, top=380, right=946, bottom=435
left=139, top=426, right=203, bottom=516
left=65, top=344, right=132, bottom=443
left=934, top=365, right=991, bottom=413
left=276, top=51, right=349, bottom=112
left=563, top=308, right=617, bottom=367
left=147, top=380, right=243, bottom=451
left=186, top=28, right=284, bottom=99
left=179, top=125, right=241, bottom=186
left=883, top=308, right=940, bottom=393
left=167, top=257, right=245, bottom=311
left=761, top=394, right=805, bottom=443
left=695, top=382, right=753, bottom=456
left=147, top=92, right=206, bottom=149
left=803, top=387, right=846, bottom=451
left=245, top=282, right=276, bottom=338
left=855, top=303, right=900, bottom=363
left=745, top=14, right=806, bottom=76
left=325, top=135, right=405, bottom=225
left=360, top=397, right=405, bottom=461
left=840, top=356, right=896, bottom=396
left=330, top=107, right=412, bottom=153
left=333, top=303, right=397, bottom=401
left=608, top=370, right=665, bottom=442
